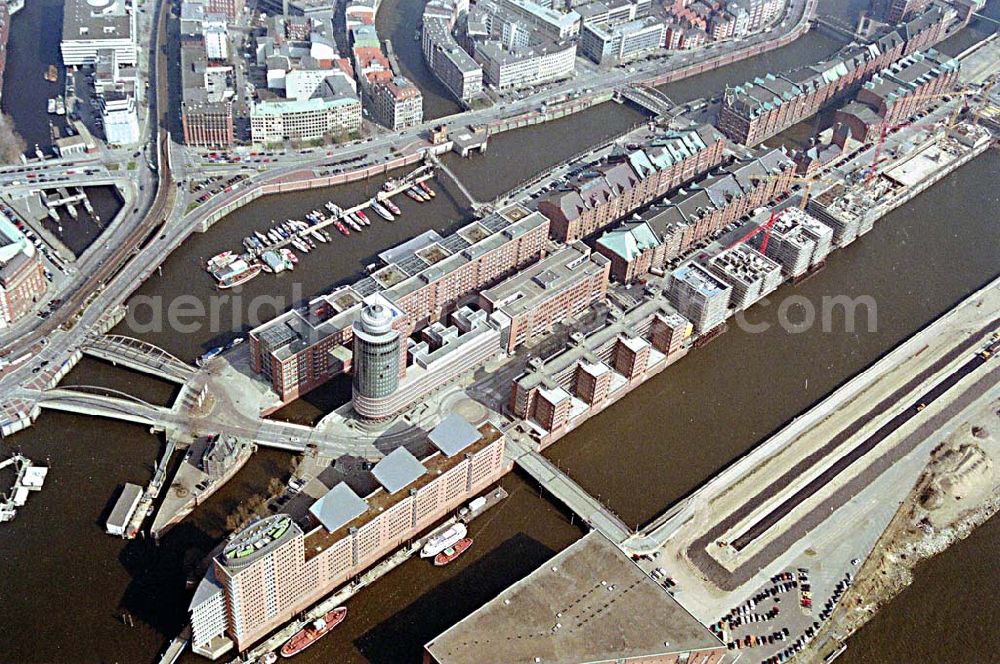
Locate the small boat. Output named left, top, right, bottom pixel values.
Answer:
left=225, top=337, right=245, bottom=350
left=215, top=259, right=262, bottom=289
left=412, top=187, right=431, bottom=202
left=206, top=251, right=236, bottom=271
left=254, top=230, right=269, bottom=244
left=346, top=217, right=361, bottom=232
left=405, top=188, right=424, bottom=203
left=310, top=229, right=326, bottom=243
left=419, top=181, right=436, bottom=198
left=292, top=237, right=311, bottom=253
left=44, top=64, right=58, bottom=82
left=382, top=180, right=396, bottom=192
left=347, top=212, right=366, bottom=228
left=324, top=202, right=339, bottom=215
left=280, top=607, right=347, bottom=658
left=355, top=210, right=370, bottom=225
left=370, top=200, right=394, bottom=221
left=334, top=222, right=349, bottom=236
left=47, top=98, right=57, bottom=114
left=421, top=523, right=468, bottom=558
left=384, top=199, right=401, bottom=215
left=321, top=230, right=332, bottom=241
left=268, top=229, right=283, bottom=243
left=305, top=236, right=316, bottom=249
left=55, top=96, right=66, bottom=115
left=280, top=248, right=298, bottom=265
left=434, top=538, right=473, bottom=566
left=196, top=346, right=224, bottom=367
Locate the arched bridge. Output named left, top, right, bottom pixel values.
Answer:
left=81, top=334, right=196, bottom=384
left=616, top=84, right=675, bottom=117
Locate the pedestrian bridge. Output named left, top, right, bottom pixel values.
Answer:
left=32, top=385, right=178, bottom=429
left=508, top=436, right=632, bottom=545
left=616, top=84, right=675, bottom=117
left=81, top=334, right=196, bottom=384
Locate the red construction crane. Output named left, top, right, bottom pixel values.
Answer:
left=727, top=209, right=782, bottom=254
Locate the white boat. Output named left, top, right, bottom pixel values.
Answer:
left=292, top=237, right=311, bottom=253
left=310, top=229, right=327, bottom=243
left=325, top=202, right=339, bottom=215
left=345, top=217, right=361, bottom=232
left=267, top=229, right=282, bottom=244
left=421, top=523, right=468, bottom=558
left=254, top=231, right=269, bottom=244
left=47, top=98, right=57, bottom=114
left=370, top=200, right=394, bottom=221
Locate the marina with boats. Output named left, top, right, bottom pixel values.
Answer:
left=206, top=166, right=438, bottom=289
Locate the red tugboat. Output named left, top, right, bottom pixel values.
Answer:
left=280, top=607, right=347, bottom=658
left=434, top=538, right=473, bottom=566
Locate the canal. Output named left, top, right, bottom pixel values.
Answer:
left=0, top=1, right=996, bottom=663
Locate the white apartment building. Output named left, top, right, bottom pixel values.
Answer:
left=60, top=0, right=137, bottom=65
left=499, top=0, right=581, bottom=40
left=474, top=38, right=576, bottom=90
left=250, top=94, right=361, bottom=145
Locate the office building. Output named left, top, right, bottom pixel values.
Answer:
left=474, top=37, right=576, bottom=90
left=181, top=39, right=235, bottom=147
left=422, top=0, right=484, bottom=103
left=370, top=76, right=424, bottom=130
left=250, top=80, right=361, bottom=145
left=351, top=298, right=403, bottom=419
left=499, top=0, right=582, bottom=40
left=479, top=242, right=611, bottom=352
left=580, top=16, right=665, bottom=65
left=60, top=0, right=137, bottom=66
left=205, top=0, right=244, bottom=19
left=666, top=263, right=732, bottom=333
left=355, top=306, right=511, bottom=421
left=190, top=420, right=507, bottom=656
left=871, top=0, right=929, bottom=24
left=249, top=205, right=549, bottom=402
left=101, top=91, right=140, bottom=145
left=0, top=214, right=46, bottom=328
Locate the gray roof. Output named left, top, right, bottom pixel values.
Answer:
left=372, top=447, right=427, bottom=494
left=107, top=483, right=142, bottom=530
left=429, top=414, right=483, bottom=457
left=309, top=482, right=368, bottom=531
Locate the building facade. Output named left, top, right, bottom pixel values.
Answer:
left=0, top=214, right=46, bottom=328
left=536, top=123, right=727, bottom=243
left=190, top=421, right=507, bottom=655
left=60, top=0, right=137, bottom=65
left=370, top=76, right=424, bottom=130
left=250, top=95, right=362, bottom=144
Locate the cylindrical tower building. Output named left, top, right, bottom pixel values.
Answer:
left=352, top=302, right=401, bottom=419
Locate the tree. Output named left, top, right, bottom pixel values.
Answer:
left=0, top=113, right=26, bottom=165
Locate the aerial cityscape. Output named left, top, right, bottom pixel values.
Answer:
left=0, top=0, right=996, bottom=661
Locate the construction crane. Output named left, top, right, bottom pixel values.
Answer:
left=863, top=85, right=983, bottom=185
left=725, top=208, right=781, bottom=253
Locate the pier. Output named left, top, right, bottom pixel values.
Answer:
left=0, top=453, right=48, bottom=522
left=423, top=153, right=483, bottom=211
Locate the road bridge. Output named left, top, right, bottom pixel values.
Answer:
left=81, top=334, right=196, bottom=384
left=33, top=386, right=175, bottom=428
left=508, top=436, right=632, bottom=545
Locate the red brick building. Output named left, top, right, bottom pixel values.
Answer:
left=0, top=216, right=47, bottom=327
left=536, top=124, right=726, bottom=243
left=717, top=6, right=953, bottom=145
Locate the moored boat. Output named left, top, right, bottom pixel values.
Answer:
left=405, top=188, right=424, bottom=203
left=280, top=607, right=347, bottom=658
left=369, top=200, right=394, bottom=221
left=419, top=181, right=436, bottom=198
left=355, top=210, right=370, bottom=225
left=334, top=221, right=349, bottom=236
left=345, top=217, right=361, bottom=232
left=196, top=346, right=224, bottom=367
left=384, top=198, right=401, bottom=215
left=421, top=523, right=468, bottom=558
left=215, top=259, right=262, bottom=289
left=434, top=537, right=473, bottom=566
left=279, top=248, right=296, bottom=270
left=206, top=251, right=236, bottom=271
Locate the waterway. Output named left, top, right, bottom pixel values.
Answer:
left=0, top=2, right=997, bottom=663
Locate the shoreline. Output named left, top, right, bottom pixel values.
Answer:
left=801, top=394, right=1000, bottom=662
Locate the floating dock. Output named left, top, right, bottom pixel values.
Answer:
left=0, top=453, right=48, bottom=522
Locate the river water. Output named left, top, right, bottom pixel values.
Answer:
left=0, top=1, right=997, bottom=663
